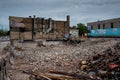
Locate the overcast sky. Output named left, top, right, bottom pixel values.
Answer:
left=0, top=0, right=120, bottom=30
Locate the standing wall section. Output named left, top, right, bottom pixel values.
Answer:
left=9, top=16, right=33, bottom=41
left=9, top=15, right=70, bottom=41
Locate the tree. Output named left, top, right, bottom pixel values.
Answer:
left=0, top=29, right=9, bottom=36
left=77, top=23, right=87, bottom=36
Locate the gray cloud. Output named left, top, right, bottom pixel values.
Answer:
left=0, top=0, right=120, bottom=30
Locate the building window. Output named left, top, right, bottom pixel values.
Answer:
left=98, top=24, right=100, bottom=29
left=111, top=23, right=114, bottom=28
left=103, top=24, right=105, bottom=29
left=91, top=26, right=93, bottom=30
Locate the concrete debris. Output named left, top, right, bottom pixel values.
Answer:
left=79, top=43, right=120, bottom=80
left=14, top=46, right=24, bottom=51
left=36, top=40, right=46, bottom=47
left=25, top=38, right=120, bottom=80
left=0, top=36, right=9, bottom=42
left=0, top=38, right=120, bottom=80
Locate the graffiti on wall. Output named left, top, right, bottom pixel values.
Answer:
left=88, top=28, right=120, bottom=36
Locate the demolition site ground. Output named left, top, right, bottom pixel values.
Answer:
left=0, top=38, right=120, bottom=80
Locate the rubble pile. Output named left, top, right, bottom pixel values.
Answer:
left=0, top=36, right=9, bottom=42
left=0, top=43, right=10, bottom=80
left=79, top=42, right=120, bottom=80
left=6, top=38, right=120, bottom=80
left=24, top=40, right=120, bottom=80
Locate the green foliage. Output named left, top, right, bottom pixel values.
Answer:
left=77, top=23, right=87, bottom=36
left=0, top=29, right=9, bottom=36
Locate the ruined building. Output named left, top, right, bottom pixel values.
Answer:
left=9, top=15, right=70, bottom=41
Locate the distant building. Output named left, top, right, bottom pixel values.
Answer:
left=87, top=18, right=120, bottom=30
left=9, top=15, right=70, bottom=40
left=87, top=18, right=120, bottom=37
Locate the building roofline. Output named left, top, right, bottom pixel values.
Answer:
left=9, top=16, right=67, bottom=22
left=87, top=17, right=120, bottom=24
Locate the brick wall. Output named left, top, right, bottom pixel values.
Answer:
left=9, top=15, right=70, bottom=40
